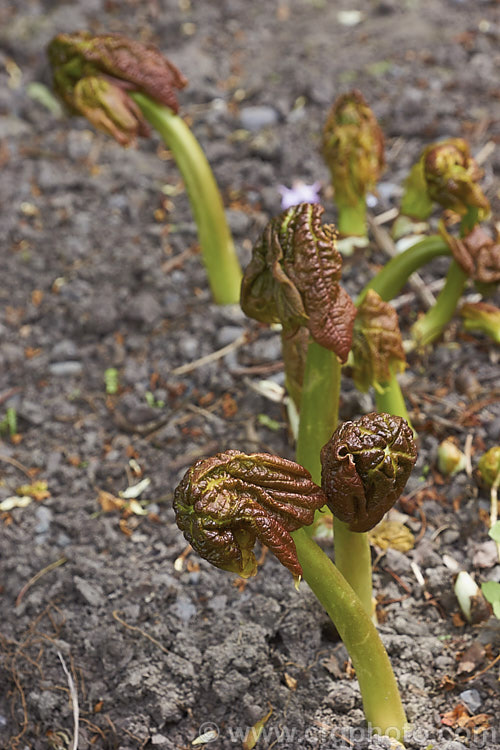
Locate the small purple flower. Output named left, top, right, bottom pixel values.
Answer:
left=278, top=180, right=322, bottom=210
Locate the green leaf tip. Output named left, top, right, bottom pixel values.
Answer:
left=48, top=31, right=187, bottom=146
left=173, top=450, right=327, bottom=579
left=321, top=412, right=417, bottom=532
left=240, top=202, right=356, bottom=363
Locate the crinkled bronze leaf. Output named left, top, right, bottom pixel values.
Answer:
left=460, top=301, right=500, bottom=344
left=320, top=412, right=417, bottom=533
left=440, top=224, right=500, bottom=284
left=321, top=89, right=385, bottom=207
left=422, top=138, right=490, bottom=218
left=351, top=290, right=406, bottom=392
left=173, top=450, right=326, bottom=579
left=240, top=203, right=356, bottom=363
left=48, top=31, right=187, bottom=145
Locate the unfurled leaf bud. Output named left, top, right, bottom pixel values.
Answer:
left=321, top=90, right=385, bottom=208
left=440, top=224, right=500, bottom=285
left=173, top=450, right=326, bottom=580
left=240, top=203, right=356, bottom=363
left=437, top=438, right=466, bottom=476
left=48, top=31, right=187, bottom=145
left=320, top=413, right=417, bottom=533
left=72, top=75, right=150, bottom=146
left=477, top=446, right=500, bottom=488
left=454, top=571, right=492, bottom=624
left=422, top=138, right=489, bottom=218
left=351, top=290, right=406, bottom=392
left=460, top=301, right=500, bottom=344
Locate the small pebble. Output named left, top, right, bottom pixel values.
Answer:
left=225, top=208, right=251, bottom=235
left=239, top=105, right=279, bottom=132
left=34, top=506, right=53, bottom=534
left=178, top=335, right=199, bottom=360
left=125, top=292, right=162, bottom=326
left=171, top=595, right=197, bottom=622
left=50, top=339, right=78, bottom=361
left=486, top=416, right=500, bottom=441
left=216, top=325, right=244, bottom=347
left=459, top=688, right=482, bottom=712
left=73, top=576, right=105, bottom=608
left=49, top=361, right=83, bottom=376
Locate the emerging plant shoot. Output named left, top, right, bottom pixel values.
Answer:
left=48, top=31, right=242, bottom=305
left=172, top=413, right=417, bottom=738
left=48, top=31, right=187, bottom=145
left=321, top=89, right=385, bottom=237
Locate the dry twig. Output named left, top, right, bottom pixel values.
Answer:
left=171, top=333, right=248, bottom=375
left=58, top=651, right=79, bottom=750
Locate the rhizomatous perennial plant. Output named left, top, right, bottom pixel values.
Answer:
left=173, top=413, right=417, bottom=739
left=241, top=202, right=411, bottom=616
left=47, top=31, right=242, bottom=305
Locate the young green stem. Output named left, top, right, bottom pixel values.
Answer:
left=332, top=517, right=373, bottom=616
left=359, top=235, right=450, bottom=303
left=337, top=196, right=367, bottom=237
left=295, top=338, right=341, bottom=484
left=292, top=527, right=408, bottom=738
left=374, top=370, right=413, bottom=428
left=411, top=260, right=468, bottom=347
left=295, top=339, right=374, bottom=616
left=131, top=92, right=242, bottom=305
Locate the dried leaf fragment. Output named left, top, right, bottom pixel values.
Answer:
left=242, top=705, right=273, bottom=750
left=367, top=520, right=415, bottom=551
left=16, top=480, right=50, bottom=501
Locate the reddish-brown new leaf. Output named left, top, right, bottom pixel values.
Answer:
left=173, top=450, right=326, bottom=579
left=320, top=413, right=417, bottom=532
left=241, top=203, right=356, bottom=363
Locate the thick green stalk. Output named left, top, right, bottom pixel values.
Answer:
left=332, top=517, right=373, bottom=616
left=359, top=235, right=450, bottom=303
left=337, top=197, right=367, bottom=237
left=292, top=527, right=408, bottom=738
left=295, top=339, right=374, bottom=616
left=374, top=371, right=412, bottom=428
left=411, top=260, right=468, bottom=347
left=295, top=338, right=340, bottom=484
left=131, top=92, right=242, bottom=305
